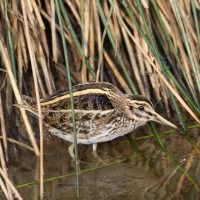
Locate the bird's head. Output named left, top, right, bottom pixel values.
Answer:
left=125, top=95, right=183, bottom=133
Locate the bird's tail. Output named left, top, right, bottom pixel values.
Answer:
left=14, top=95, right=39, bottom=117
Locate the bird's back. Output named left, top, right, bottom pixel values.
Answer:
left=21, top=82, right=132, bottom=144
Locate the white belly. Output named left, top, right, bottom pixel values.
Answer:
left=47, top=117, right=148, bottom=145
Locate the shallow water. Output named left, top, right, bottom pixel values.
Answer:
left=1, top=119, right=200, bottom=200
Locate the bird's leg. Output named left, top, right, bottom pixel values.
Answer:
left=68, top=143, right=82, bottom=172
left=92, top=143, right=107, bottom=165
left=68, top=143, right=75, bottom=160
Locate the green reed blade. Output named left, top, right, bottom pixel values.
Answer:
left=134, top=0, right=198, bottom=188
left=58, top=0, right=96, bottom=80
left=122, top=1, right=200, bottom=114
left=5, top=0, right=17, bottom=80
left=150, top=0, right=199, bottom=108
left=172, top=0, right=200, bottom=94
left=96, top=0, right=138, bottom=94
left=126, top=134, right=159, bottom=177
left=149, top=123, right=198, bottom=189
left=136, top=0, right=186, bottom=129
left=55, top=0, right=79, bottom=198
left=101, top=0, right=114, bottom=54
left=96, top=0, right=144, bottom=156
left=191, top=0, right=200, bottom=46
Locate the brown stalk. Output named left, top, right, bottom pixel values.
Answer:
left=65, top=0, right=81, bottom=26
left=0, top=36, right=39, bottom=156
left=0, top=94, right=8, bottom=160
left=0, top=178, right=10, bottom=200
left=51, top=0, right=57, bottom=63
left=81, top=0, right=90, bottom=83
left=104, top=50, right=131, bottom=94
left=92, top=0, right=103, bottom=82
left=37, top=42, right=54, bottom=95
left=0, top=167, right=23, bottom=200
left=121, top=24, right=146, bottom=95
left=20, top=0, right=43, bottom=198
left=31, top=0, right=45, bottom=29
left=0, top=136, right=33, bottom=151
left=103, top=1, right=116, bottom=46
left=88, top=1, right=95, bottom=82
left=0, top=142, right=14, bottom=199
left=157, top=1, right=196, bottom=92
left=40, top=10, right=72, bottom=44
left=116, top=13, right=200, bottom=123
left=17, top=38, right=23, bottom=94
left=19, top=26, right=29, bottom=71
left=176, top=138, right=200, bottom=194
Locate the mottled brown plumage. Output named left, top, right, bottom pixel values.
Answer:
left=20, top=82, right=181, bottom=161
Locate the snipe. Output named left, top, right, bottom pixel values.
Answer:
left=20, top=82, right=182, bottom=161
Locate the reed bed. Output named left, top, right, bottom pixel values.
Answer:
left=0, top=0, right=199, bottom=199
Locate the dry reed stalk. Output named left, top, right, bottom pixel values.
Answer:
left=40, top=10, right=72, bottom=43
left=121, top=25, right=144, bottom=94
left=0, top=178, right=10, bottom=200
left=103, top=1, right=117, bottom=46
left=139, top=35, right=152, bottom=98
left=65, top=0, right=81, bottom=25
left=17, top=38, right=23, bottom=93
left=133, top=26, right=149, bottom=96
left=177, top=2, right=199, bottom=94
left=121, top=4, right=160, bottom=100
left=0, top=36, right=39, bottom=156
left=20, top=0, right=44, bottom=198
left=159, top=78, right=171, bottom=117
left=88, top=1, right=95, bottom=81
left=127, top=1, right=141, bottom=23
left=84, top=0, right=90, bottom=58
left=92, top=0, right=103, bottom=82
left=39, top=29, right=49, bottom=63
left=0, top=142, right=13, bottom=200
left=0, top=167, right=23, bottom=200
left=81, top=0, right=89, bottom=83
left=0, top=95, right=8, bottom=160
left=117, top=2, right=162, bottom=99
left=30, top=51, right=46, bottom=97
left=176, top=142, right=200, bottom=194
left=155, top=1, right=198, bottom=97
left=112, top=3, right=122, bottom=49
left=44, top=0, right=51, bottom=15
left=115, top=13, right=200, bottom=123
left=31, top=0, right=45, bottom=29
left=19, top=27, right=29, bottom=70
left=144, top=53, right=162, bottom=101
left=103, top=50, right=131, bottom=94
left=179, top=6, right=198, bottom=46
left=176, top=32, right=195, bottom=90
left=0, top=1, right=5, bottom=16
left=51, top=0, right=57, bottom=63
left=195, top=1, right=200, bottom=8
left=0, top=136, right=33, bottom=151
left=75, top=0, right=80, bottom=9
left=139, top=7, right=170, bottom=109
left=0, top=71, right=7, bottom=92
left=170, top=1, right=198, bottom=65
left=10, top=0, right=18, bottom=38
left=37, top=43, right=54, bottom=94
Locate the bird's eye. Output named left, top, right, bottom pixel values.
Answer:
left=138, top=106, right=144, bottom=111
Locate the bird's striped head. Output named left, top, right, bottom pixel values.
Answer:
left=125, top=95, right=182, bottom=133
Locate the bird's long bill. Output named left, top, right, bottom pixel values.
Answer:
left=153, top=113, right=183, bottom=134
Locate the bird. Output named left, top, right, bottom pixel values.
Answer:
left=19, top=82, right=182, bottom=162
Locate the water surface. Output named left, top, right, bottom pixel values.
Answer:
left=1, top=118, right=200, bottom=199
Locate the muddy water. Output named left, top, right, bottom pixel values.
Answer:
left=1, top=119, right=200, bottom=199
